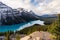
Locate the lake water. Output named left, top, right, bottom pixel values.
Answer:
left=0, top=20, right=44, bottom=32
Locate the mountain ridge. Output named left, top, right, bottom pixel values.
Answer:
left=0, top=2, right=58, bottom=25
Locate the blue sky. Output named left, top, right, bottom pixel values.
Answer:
left=0, top=0, right=60, bottom=15
left=31, top=0, right=40, bottom=6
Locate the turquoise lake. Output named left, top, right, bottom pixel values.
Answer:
left=0, top=20, right=44, bottom=32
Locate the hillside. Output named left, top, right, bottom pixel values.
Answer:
left=17, top=24, right=48, bottom=35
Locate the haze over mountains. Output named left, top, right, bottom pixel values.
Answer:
left=0, top=2, right=58, bottom=26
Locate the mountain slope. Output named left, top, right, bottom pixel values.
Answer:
left=0, top=2, right=39, bottom=25
left=0, top=2, right=58, bottom=25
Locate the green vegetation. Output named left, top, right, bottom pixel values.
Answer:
left=17, top=24, right=48, bottom=35
left=17, top=14, right=60, bottom=40
left=47, top=14, right=60, bottom=40
left=16, top=33, right=20, bottom=40
left=0, top=14, right=60, bottom=40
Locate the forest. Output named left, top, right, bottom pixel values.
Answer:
left=0, top=14, right=60, bottom=40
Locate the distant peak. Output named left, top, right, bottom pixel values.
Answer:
left=0, top=2, right=4, bottom=4
left=0, top=2, right=6, bottom=6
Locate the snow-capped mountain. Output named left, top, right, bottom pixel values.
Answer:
left=0, top=2, right=39, bottom=25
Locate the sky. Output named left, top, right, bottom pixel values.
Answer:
left=0, top=0, right=60, bottom=15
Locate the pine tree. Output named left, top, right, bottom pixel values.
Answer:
left=48, top=14, right=60, bottom=40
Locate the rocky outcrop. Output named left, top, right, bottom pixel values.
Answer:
left=20, top=31, right=52, bottom=40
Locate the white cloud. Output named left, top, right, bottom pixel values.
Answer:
left=0, top=0, right=60, bottom=15
left=34, top=0, right=60, bottom=15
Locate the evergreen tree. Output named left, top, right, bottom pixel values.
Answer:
left=16, top=33, right=20, bottom=40
left=48, top=14, right=60, bottom=40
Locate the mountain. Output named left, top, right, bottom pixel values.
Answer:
left=17, top=8, right=39, bottom=21
left=38, top=14, right=58, bottom=25
left=0, top=2, right=13, bottom=25
left=0, top=2, right=58, bottom=25
left=0, top=2, right=39, bottom=25
left=41, top=14, right=58, bottom=18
